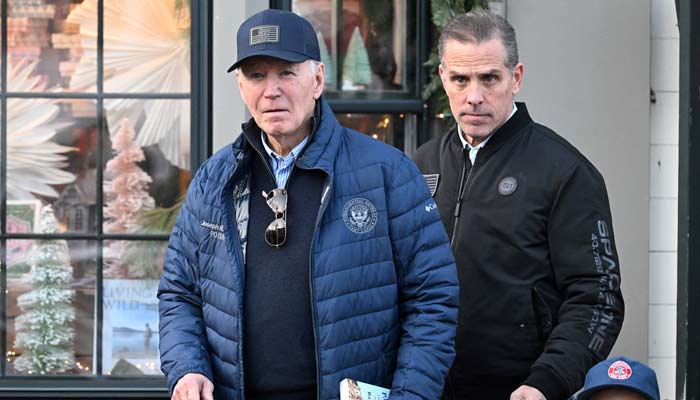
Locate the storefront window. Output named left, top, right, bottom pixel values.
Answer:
left=0, top=0, right=196, bottom=387
left=6, top=238, right=97, bottom=376
left=335, top=112, right=414, bottom=151
left=6, top=97, right=98, bottom=233
left=7, top=0, right=97, bottom=92
left=282, top=0, right=425, bottom=154
left=292, top=0, right=416, bottom=96
left=102, top=99, right=191, bottom=235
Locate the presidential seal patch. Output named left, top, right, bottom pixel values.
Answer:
left=498, top=176, right=518, bottom=196
left=608, top=360, right=633, bottom=380
left=342, top=198, right=378, bottom=234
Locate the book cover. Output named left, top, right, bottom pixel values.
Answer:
left=339, top=378, right=390, bottom=400
left=101, top=278, right=161, bottom=375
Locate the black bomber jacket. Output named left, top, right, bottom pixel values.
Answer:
left=413, top=103, right=625, bottom=400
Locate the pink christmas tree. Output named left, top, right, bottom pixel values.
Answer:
left=103, top=118, right=155, bottom=278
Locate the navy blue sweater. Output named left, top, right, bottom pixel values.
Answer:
left=243, top=134, right=325, bottom=400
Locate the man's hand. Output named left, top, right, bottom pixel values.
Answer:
left=172, top=373, right=214, bottom=400
left=510, top=385, right=546, bottom=400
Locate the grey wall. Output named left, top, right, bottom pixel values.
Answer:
left=508, top=1, right=651, bottom=361
left=212, top=0, right=267, bottom=152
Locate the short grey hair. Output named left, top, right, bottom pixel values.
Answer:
left=309, top=59, right=322, bottom=75
left=438, top=10, right=519, bottom=70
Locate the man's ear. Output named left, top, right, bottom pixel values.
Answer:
left=511, top=63, right=524, bottom=95
left=236, top=69, right=244, bottom=92
left=313, top=63, right=325, bottom=100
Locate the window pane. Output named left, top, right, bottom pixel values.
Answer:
left=335, top=113, right=407, bottom=150
left=7, top=0, right=97, bottom=92
left=102, top=99, right=190, bottom=235
left=6, top=98, right=98, bottom=233
left=293, top=0, right=416, bottom=96
left=0, top=0, right=195, bottom=386
left=292, top=0, right=335, bottom=91
left=6, top=237, right=97, bottom=376
left=102, top=0, right=191, bottom=94
left=103, top=240, right=166, bottom=280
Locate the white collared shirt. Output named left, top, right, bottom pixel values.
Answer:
left=458, top=103, right=518, bottom=165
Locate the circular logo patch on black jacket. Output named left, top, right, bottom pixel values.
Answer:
left=498, top=177, right=518, bottom=196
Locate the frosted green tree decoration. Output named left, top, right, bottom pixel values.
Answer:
left=317, top=31, right=336, bottom=89
left=342, top=26, right=371, bottom=90
left=14, top=205, right=76, bottom=374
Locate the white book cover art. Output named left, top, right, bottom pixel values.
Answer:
left=339, top=378, right=390, bottom=400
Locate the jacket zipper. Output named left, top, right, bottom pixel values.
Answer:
left=303, top=170, right=332, bottom=400
left=451, top=149, right=474, bottom=249
left=222, top=162, right=249, bottom=400
left=228, top=194, right=247, bottom=400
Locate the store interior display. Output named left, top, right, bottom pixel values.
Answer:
left=3, top=0, right=191, bottom=377
left=13, top=205, right=77, bottom=375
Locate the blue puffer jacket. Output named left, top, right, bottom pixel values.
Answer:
left=158, top=99, right=459, bottom=400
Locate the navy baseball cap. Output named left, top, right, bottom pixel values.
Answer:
left=227, top=9, right=320, bottom=72
left=575, top=357, right=660, bottom=400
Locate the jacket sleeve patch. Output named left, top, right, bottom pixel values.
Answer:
left=422, top=174, right=439, bottom=196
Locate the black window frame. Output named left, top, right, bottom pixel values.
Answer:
left=0, top=0, right=211, bottom=397
left=270, top=0, right=431, bottom=153
left=677, top=0, right=699, bottom=399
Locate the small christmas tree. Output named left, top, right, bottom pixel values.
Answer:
left=104, top=118, right=155, bottom=233
left=103, top=118, right=155, bottom=278
left=342, top=26, right=372, bottom=90
left=14, top=205, right=76, bottom=374
left=317, top=31, right=336, bottom=89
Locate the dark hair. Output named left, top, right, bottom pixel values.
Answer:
left=438, top=10, right=519, bottom=70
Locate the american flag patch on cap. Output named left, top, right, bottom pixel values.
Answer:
left=423, top=174, right=440, bottom=196
left=250, top=25, right=280, bottom=45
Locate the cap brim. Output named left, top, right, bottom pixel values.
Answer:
left=576, top=384, right=656, bottom=400
left=227, top=49, right=314, bottom=72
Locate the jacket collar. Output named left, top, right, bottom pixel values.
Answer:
left=447, top=101, right=533, bottom=159
left=482, top=101, right=532, bottom=149
left=236, top=97, right=340, bottom=175
left=295, top=97, right=340, bottom=174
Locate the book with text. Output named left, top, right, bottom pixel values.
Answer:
left=339, top=378, right=390, bottom=400
left=102, top=279, right=161, bottom=375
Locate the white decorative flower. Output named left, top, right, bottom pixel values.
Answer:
left=67, top=0, right=191, bottom=170
left=6, top=61, right=76, bottom=200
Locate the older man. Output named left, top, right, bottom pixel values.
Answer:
left=413, top=10, right=625, bottom=400
left=158, top=9, right=458, bottom=400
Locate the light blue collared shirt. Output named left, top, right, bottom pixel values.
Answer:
left=458, top=103, right=518, bottom=165
left=261, top=133, right=309, bottom=188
